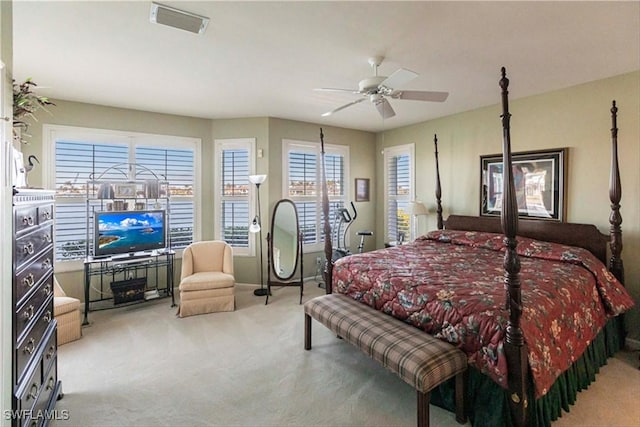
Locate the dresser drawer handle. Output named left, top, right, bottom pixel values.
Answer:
left=46, top=345, right=55, bottom=359
left=42, top=258, right=51, bottom=269
left=27, top=383, right=39, bottom=401
left=43, top=233, right=52, bottom=243
left=42, top=210, right=52, bottom=220
left=22, top=216, right=34, bottom=226
left=23, top=273, right=35, bottom=288
left=22, top=305, right=35, bottom=321
left=43, top=310, right=52, bottom=323
left=43, top=283, right=52, bottom=296
left=23, top=338, right=36, bottom=355
left=23, top=242, right=34, bottom=255
left=46, top=377, right=55, bottom=390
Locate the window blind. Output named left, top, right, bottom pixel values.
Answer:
left=386, top=151, right=411, bottom=242
left=220, top=149, right=250, bottom=248
left=54, top=140, right=195, bottom=262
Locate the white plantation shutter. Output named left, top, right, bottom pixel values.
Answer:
left=135, top=146, right=195, bottom=250
left=284, top=140, right=348, bottom=251
left=384, top=144, right=414, bottom=242
left=221, top=148, right=250, bottom=247
left=55, top=141, right=129, bottom=261
left=213, top=139, right=255, bottom=256
left=51, top=132, right=198, bottom=263
left=288, top=150, right=318, bottom=244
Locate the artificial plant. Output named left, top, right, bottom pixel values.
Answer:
left=13, top=77, right=55, bottom=144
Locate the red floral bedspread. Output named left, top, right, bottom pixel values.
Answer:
left=332, top=230, right=634, bottom=398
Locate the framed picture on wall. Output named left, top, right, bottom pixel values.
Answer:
left=355, top=178, right=370, bottom=202
left=480, top=148, right=568, bottom=221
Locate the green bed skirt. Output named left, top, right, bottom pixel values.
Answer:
left=431, top=317, right=625, bottom=426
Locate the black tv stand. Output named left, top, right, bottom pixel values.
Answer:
left=82, top=250, right=175, bottom=325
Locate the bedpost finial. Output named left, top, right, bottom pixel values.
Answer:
left=499, top=67, right=509, bottom=90
left=611, top=100, right=617, bottom=114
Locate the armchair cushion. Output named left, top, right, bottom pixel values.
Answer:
left=179, top=272, right=234, bottom=292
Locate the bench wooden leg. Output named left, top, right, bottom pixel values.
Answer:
left=304, top=313, right=311, bottom=350
left=455, top=372, right=466, bottom=424
left=417, top=390, right=430, bottom=427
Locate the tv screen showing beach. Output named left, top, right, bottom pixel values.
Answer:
left=95, top=210, right=166, bottom=256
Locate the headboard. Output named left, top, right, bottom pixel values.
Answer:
left=444, top=215, right=608, bottom=264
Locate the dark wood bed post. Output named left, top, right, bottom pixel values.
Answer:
left=499, top=67, right=528, bottom=427
left=434, top=134, right=444, bottom=230
left=320, top=128, right=333, bottom=294
left=608, top=101, right=624, bottom=284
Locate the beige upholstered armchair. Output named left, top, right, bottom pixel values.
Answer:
left=53, top=276, right=82, bottom=345
left=178, top=240, right=235, bottom=317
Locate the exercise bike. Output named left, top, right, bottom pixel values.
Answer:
left=318, top=202, right=373, bottom=288
left=331, top=201, right=373, bottom=260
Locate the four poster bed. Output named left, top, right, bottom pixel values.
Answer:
left=318, top=68, right=634, bottom=426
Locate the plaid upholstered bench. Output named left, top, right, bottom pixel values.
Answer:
left=304, top=293, right=467, bottom=427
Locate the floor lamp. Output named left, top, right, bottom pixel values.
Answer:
left=249, top=174, right=267, bottom=297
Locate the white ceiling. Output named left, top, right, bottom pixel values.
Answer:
left=12, top=1, right=640, bottom=133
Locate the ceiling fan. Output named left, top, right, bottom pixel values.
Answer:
left=316, top=56, right=449, bottom=119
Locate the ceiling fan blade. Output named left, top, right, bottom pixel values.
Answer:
left=375, top=98, right=396, bottom=119
left=314, top=87, right=360, bottom=94
left=322, top=97, right=367, bottom=116
left=379, top=68, right=418, bottom=90
left=392, top=90, right=449, bottom=102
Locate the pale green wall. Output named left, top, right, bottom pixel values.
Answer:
left=211, top=117, right=269, bottom=285
left=22, top=100, right=212, bottom=299
left=267, top=117, right=376, bottom=276
left=20, top=107, right=376, bottom=294
left=15, top=69, right=638, bottom=339
left=375, top=71, right=640, bottom=340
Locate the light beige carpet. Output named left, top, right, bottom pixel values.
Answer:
left=53, top=283, right=640, bottom=427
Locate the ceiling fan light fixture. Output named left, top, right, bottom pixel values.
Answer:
left=150, top=2, right=209, bottom=35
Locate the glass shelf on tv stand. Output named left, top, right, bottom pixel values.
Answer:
left=85, top=249, right=173, bottom=264
left=83, top=249, right=176, bottom=325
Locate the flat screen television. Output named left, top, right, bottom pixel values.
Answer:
left=94, top=210, right=166, bottom=257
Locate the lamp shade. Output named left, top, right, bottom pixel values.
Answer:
left=408, top=200, right=429, bottom=216
left=249, top=174, right=267, bottom=185
left=249, top=217, right=261, bottom=233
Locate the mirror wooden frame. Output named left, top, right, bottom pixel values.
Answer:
left=266, top=199, right=304, bottom=304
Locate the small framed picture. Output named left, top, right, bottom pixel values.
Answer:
left=355, top=178, right=370, bottom=202
left=113, top=183, right=137, bottom=199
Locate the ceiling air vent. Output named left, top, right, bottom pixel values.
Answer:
left=150, top=3, right=209, bottom=35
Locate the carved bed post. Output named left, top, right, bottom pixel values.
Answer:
left=434, top=134, right=444, bottom=230
left=608, top=101, right=624, bottom=284
left=499, top=67, right=528, bottom=427
left=320, top=128, right=333, bottom=294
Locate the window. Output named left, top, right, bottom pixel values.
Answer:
left=213, top=139, right=255, bottom=256
left=283, top=139, right=348, bottom=251
left=44, top=125, right=200, bottom=267
left=384, top=143, right=415, bottom=242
